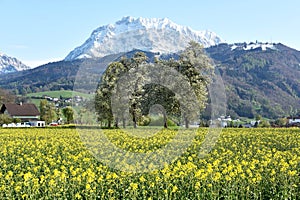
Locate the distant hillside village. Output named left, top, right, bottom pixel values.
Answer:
left=30, top=94, right=84, bottom=108
left=214, top=115, right=300, bottom=128
left=0, top=101, right=299, bottom=128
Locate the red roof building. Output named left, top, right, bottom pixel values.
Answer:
left=0, top=103, right=40, bottom=122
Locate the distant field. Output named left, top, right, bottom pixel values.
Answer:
left=25, top=90, right=93, bottom=107
left=26, top=90, right=93, bottom=99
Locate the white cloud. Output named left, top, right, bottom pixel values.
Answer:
left=23, top=58, right=62, bottom=68
left=9, top=44, right=28, bottom=49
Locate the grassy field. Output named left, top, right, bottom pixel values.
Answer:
left=25, top=90, right=93, bottom=107
left=26, top=90, right=93, bottom=99
left=0, top=127, right=299, bottom=199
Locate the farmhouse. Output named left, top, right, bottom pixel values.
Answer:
left=0, top=103, right=40, bottom=122
left=287, top=116, right=300, bottom=124
left=218, top=115, right=232, bottom=127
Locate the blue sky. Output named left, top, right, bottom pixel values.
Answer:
left=1, top=0, right=300, bottom=67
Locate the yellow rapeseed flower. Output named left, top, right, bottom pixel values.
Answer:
left=288, top=170, right=297, bottom=176
left=14, top=185, right=22, bottom=193
left=139, top=176, right=146, bottom=182
left=75, top=192, right=81, bottom=199
left=108, top=189, right=114, bottom=194
left=5, top=170, right=13, bottom=180
left=213, top=172, right=221, bottom=181
left=86, top=183, right=91, bottom=191
left=130, top=182, right=138, bottom=190
left=172, top=185, right=178, bottom=193
left=195, top=182, right=201, bottom=190
left=49, top=179, right=56, bottom=187
left=23, top=172, right=32, bottom=182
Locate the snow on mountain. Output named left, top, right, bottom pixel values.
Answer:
left=65, top=16, right=224, bottom=60
left=230, top=42, right=277, bottom=51
left=0, top=52, right=30, bottom=74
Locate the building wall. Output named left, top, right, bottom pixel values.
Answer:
left=289, top=118, right=300, bottom=124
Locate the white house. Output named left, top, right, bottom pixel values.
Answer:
left=29, top=121, right=46, bottom=127
left=214, top=115, right=232, bottom=127
left=287, top=116, right=300, bottom=124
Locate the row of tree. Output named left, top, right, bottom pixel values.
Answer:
left=95, top=41, right=214, bottom=128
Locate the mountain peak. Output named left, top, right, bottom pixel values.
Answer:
left=65, top=16, right=224, bottom=60
left=0, top=53, right=30, bottom=74
left=117, top=16, right=173, bottom=27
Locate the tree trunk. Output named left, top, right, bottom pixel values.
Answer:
left=163, top=112, right=168, bottom=129
left=185, top=117, right=189, bottom=129
left=108, top=120, right=111, bottom=128
left=132, top=103, right=138, bottom=128
left=133, top=113, right=137, bottom=128
left=115, top=117, right=119, bottom=128
left=122, top=118, right=126, bottom=128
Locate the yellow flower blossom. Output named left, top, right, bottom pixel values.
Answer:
left=172, top=185, right=178, bottom=193
left=75, top=192, right=81, bottom=199
left=0, top=127, right=298, bottom=198
left=139, top=175, right=146, bottom=182
left=130, top=182, right=138, bottom=190
left=213, top=172, right=221, bottom=181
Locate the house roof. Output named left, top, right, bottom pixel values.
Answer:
left=1, top=103, right=40, bottom=116
left=287, top=116, right=300, bottom=119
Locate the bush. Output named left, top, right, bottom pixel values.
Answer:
left=138, top=116, right=151, bottom=126
left=0, top=114, right=12, bottom=125
left=258, top=119, right=271, bottom=128
left=148, top=117, right=177, bottom=127
left=13, top=118, right=21, bottom=123
left=166, top=119, right=177, bottom=127
left=274, top=118, right=287, bottom=127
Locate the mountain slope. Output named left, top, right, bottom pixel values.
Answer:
left=65, top=16, right=223, bottom=60
left=206, top=42, right=300, bottom=118
left=0, top=50, right=160, bottom=94
left=0, top=52, right=30, bottom=74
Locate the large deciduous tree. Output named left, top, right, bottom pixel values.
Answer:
left=178, top=41, right=213, bottom=128
left=128, top=52, right=148, bottom=128
left=95, top=61, right=127, bottom=128
left=95, top=42, right=213, bottom=128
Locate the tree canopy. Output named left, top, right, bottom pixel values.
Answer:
left=39, top=100, right=57, bottom=124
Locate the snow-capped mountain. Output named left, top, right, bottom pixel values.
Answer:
left=0, top=52, right=30, bottom=74
left=65, top=16, right=224, bottom=60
